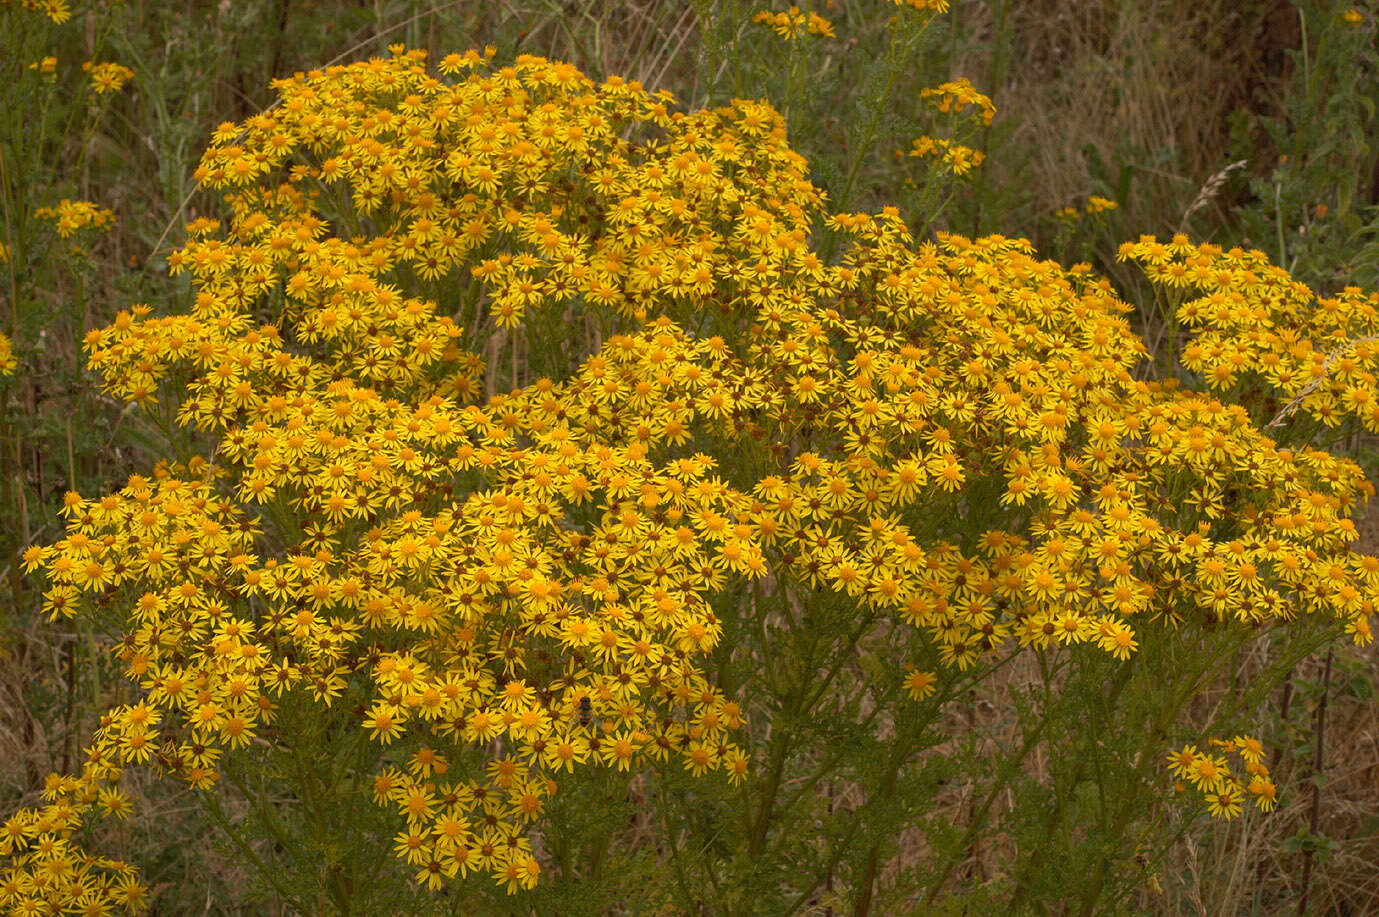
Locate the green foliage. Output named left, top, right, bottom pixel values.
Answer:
left=1227, top=1, right=1379, bottom=292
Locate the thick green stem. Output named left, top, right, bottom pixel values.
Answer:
left=748, top=727, right=792, bottom=858
left=850, top=728, right=921, bottom=917
left=1075, top=673, right=1198, bottom=917
left=224, top=764, right=305, bottom=871
left=1007, top=659, right=1138, bottom=912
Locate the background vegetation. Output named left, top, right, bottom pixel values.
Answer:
left=2, top=0, right=1377, bottom=913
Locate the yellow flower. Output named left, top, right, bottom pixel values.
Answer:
left=1166, top=744, right=1199, bottom=779
left=0, top=333, right=16, bottom=375
left=903, top=667, right=938, bottom=700
left=35, top=199, right=114, bottom=238
left=7, top=0, right=71, bottom=22
left=82, top=61, right=134, bottom=95
left=753, top=6, right=835, bottom=39
left=1206, top=786, right=1243, bottom=819
left=1248, top=776, right=1278, bottom=812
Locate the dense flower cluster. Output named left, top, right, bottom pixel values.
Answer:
left=4, top=47, right=1375, bottom=912
left=1, top=0, right=71, bottom=23
left=753, top=5, right=836, bottom=39
left=0, top=763, right=145, bottom=914
left=1123, top=234, right=1379, bottom=434
left=34, top=200, right=114, bottom=238
left=82, top=61, right=134, bottom=95
left=1168, top=734, right=1276, bottom=818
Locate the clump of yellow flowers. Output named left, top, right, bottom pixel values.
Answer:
left=1168, top=735, right=1276, bottom=820
left=3, top=46, right=1376, bottom=912
left=911, top=79, right=995, bottom=177
left=34, top=200, right=115, bottom=238
left=920, top=78, right=996, bottom=125
left=81, top=61, right=134, bottom=96
left=754, top=5, right=836, bottom=40
left=1122, top=234, right=1379, bottom=438
left=909, top=135, right=986, bottom=176
left=1, top=0, right=71, bottom=23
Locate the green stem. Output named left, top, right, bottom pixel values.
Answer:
left=200, top=784, right=312, bottom=916
left=850, top=723, right=926, bottom=916
left=657, top=775, right=699, bottom=908
left=225, top=763, right=305, bottom=871
left=799, top=610, right=878, bottom=713
left=0, top=150, right=23, bottom=622
left=824, top=11, right=935, bottom=259
left=922, top=704, right=1048, bottom=904
left=780, top=809, right=866, bottom=916
left=1274, top=179, right=1289, bottom=274
left=1075, top=664, right=1200, bottom=916
left=747, top=727, right=792, bottom=858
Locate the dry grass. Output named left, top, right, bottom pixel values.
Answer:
left=954, top=0, right=1299, bottom=252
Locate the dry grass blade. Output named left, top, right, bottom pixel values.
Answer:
left=1265, top=334, right=1379, bottom=429
left=1177, top=159, right=1247, bottom=235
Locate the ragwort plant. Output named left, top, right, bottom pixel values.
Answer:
left=3, top=42, right=1378, bottom=914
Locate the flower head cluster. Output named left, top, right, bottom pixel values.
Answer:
left=35, top=199, right=115, bottom=238
left=1086, top=195, right=1118, bottom=214
left=82, top=61, right=134, bottom=95
left=1121, top=234, right=1379, bottom=437
left=910, top=78, right=995, bottom=180
left=6, top=47, right=1378, bottom=910
left=1167, top=734, right=1276, bottom=818
left=1057, top=196, right=1118, bottom=225
left=753, top=5, right=836, bottom=40
left=1, top=0, right=71, bottom=22
left=920, top=77, right=997, bottom=125
left=909, top=135, right=986, bottom=176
